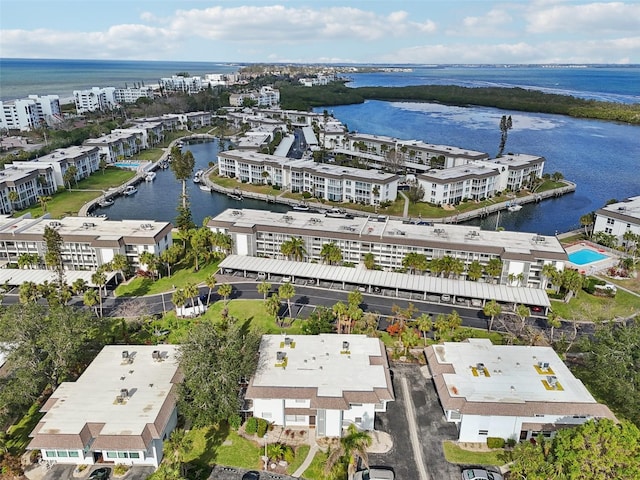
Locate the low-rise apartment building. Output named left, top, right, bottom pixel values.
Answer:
left=207, top=209, right=566, bottom=288
left=84, top=132, right=139, bottom=163
left=593, top=196, right=640, bottom=240
left=246, top=334, right=393, bottom=437
left=217, top=151, right=398, bottom=205
left=425, top=339, right=616, bottom=443
left=0, top=214, right=173, bottom=271
left=0, top=164, right=55, bottom=214
left=74, top=87, right=116, bottom=114
left=28, top=345, right=181, bottom=468
left=113, top=85, right=154, bottom=104
left=159, top=75, right=203, bottom=95
left=14, top=145, right=100, bottom=189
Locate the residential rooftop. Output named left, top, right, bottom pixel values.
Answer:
left=596, top=195, right=640, bottom=222
left=250, top=334, right=390, bottom=398
left=32, top=345, right=179, bottom=439
left=209, top=208, right=566, bottom=258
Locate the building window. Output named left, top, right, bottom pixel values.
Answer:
left=355, top=417, right=363, bottom=423
left=478, top=430, right=489, bottom=436
left=45, top=451, right=56, bottom=458
left=68, top=451, right=79, bottom=458
left=130, top=452, right=140, bottom=459
left=56, top=451, right=68, bottom=458
left=261, top=412, right=272, bottom=419
left=106, top=452, right=117, bottom=459
left=285, top=415, right=306, bottom=422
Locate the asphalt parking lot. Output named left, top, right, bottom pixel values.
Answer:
left=368, top=363, right=460, bottom=480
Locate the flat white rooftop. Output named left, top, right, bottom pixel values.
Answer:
left=38, top=345, right=179, bottom=436
left=598, top=195, right=640, bottom=222
left=253, top=334, right=388, bottom=398
left=433, top=339, right=597, bottom=404
left=211, top=208, right=566, bottom=256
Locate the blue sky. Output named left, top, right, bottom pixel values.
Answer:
left=1, top=0, right=639, bottom=64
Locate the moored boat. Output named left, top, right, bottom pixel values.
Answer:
left=123, top=185, right=138, bottom=196
left=145, top=171, right=156, bottom=182
left=98, top=198, right=114, bottom=208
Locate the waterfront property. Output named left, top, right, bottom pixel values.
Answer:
left=593, top=195, right=640, bottom=240
left=28, top=345, right=181, bottom=468
left=217, top=151, right=399, bottom=205
left=13, top=144, right=100, bottom=190
left=0, top=163, right=57, bottom=214
left=425, top=339, right=616, bottom=443
left=0, top=94, right=62, bottom=131
left=84, top=131, right=140, bottom=163
left=0, top=213, right=173, bottom=272
left=245, top=334, right=394, bottom=437
left=207, top=208, right=567, bottom=289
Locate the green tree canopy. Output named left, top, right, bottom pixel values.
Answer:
left=177, top=321, right=260, bottom=427
left=509, top=419, right=640, bottom=480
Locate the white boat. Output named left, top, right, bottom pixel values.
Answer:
left=193, top=169, right=204, bottom=183
left=98, top=198, right=114, bottom=208
left=292, top=204, right=310, bottom=211
left=227, top=193, right=243, bottom=201
left=507, top=204, right=522, bottom=212
left=199, top=184, right=212, bottom=192
left=325, top=208, right=350, bottom=218
left=145, top=172, right=156, bottom=182
left=123, top=185, right=138, bottom=196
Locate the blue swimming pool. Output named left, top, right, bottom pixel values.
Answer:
left=114, top=162, right=140, bottom=169
left=568, top=248, right=608, bottom=265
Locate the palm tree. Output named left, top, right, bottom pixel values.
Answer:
left=447, top=310, right=462, bottom=334
left=485, top=258, right=503, bottom=284
left=541, top=264, right=559, bottom=291
left=71, top=278, right=88, bottom=296
left=401, top=329, right=421, bottom=356
left=257, top=281, right=272, bottom=301
left=580, top=212, right=594, bottom=238
left=324, top=424, right=372, bottom=480
left=172, top=288, right=187, bottom=315
left=170, top=146, right=195, bottom=210
left=416, top=313, right=433, bottom=345
left=333, top=301, right=348, bottom=334
left=280, top=237, right=307, bottom=261
left=278, top=282, right=296, bottom=319
left=433, top=313, right=448, bottom=341
left=184, top=282, right=198, bottom=310
left=111, top=253, right=130, bottom=282
left=19, top=281, right=39, bottom=304
left=547, top=311, right=561, bottom=343
left=204, top=273, right=217, bottom=305
left=321, top=242, right=343, bottom=265
left=467, top=260, right=483, bottom=281
left=8, top=190, right=19, bottom=211
left=217, top=283, right=233, bottom=305
left=91, top=271, right=107, bottom=317
left=363, top=252, right=376, bottom=270
left=515, top=304, right=531, bottom=333
left=265, top=294, right=281, bottom=324
left=83, top=289, right=100, bottom=316
left=37, top=195, right=52, bottom=212
left=483, top=299, right=502, bottom=332
left=139, top=251, right=158, bottom=279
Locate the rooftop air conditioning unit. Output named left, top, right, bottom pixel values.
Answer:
left=284, top=337, right=292, bottom=346
left=120, top=388, right=129, bottom=398
left=152, top=350, right=161, bottom=360
left=342, top=341, right=349, bottom=351
left=276, top=351, right=286, bottom=362
left=122, top=351, right=129, bottom=359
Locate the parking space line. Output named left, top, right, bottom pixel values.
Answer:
left=401, top=375, right=430, bottom=480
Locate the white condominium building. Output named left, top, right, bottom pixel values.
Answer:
left=217, top=150, right=399, bottom=205
left=73, top=87, right=117, bottom=114
left=593, top=196, right=640, bottom=239
left=207, top=208, right=567, bottom=289
left=0, top=214, right=173, bottom=271
left=113, top=85, right=154, bottom=104
left=426, top=339, right=615, bottom=443
left=14, top=145, right=100, bottom=190
left=0, top=95, right=61, bottom=131
left=0, top=164, right=56, bottom=214
left=159, top=75, right=203, bottom=94
left=84, top=132, right=139, bottom=163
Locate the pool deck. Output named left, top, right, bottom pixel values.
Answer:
left=564, top=241, right=619, bottom=274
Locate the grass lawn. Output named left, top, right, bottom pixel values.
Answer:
left=6, top=401, right=45, bottom=454
left=300, top=449, right=330, bottom=480
left=549, top=286, right=640, bottom=321
left=287, top=444, right=310, bottom=475
left=603, top=275, right=640, bottom=295
left=115, top=260, right=221, bottom=297
left=15, top=167, right=136, bottom=218
left=134, top=148, right=165, bottom=161
left=443, top=441, right=506, bottom=466
left=183, top=426, right=263, bottom=471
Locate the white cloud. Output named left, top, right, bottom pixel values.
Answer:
left=526, top=2, right=640, bottom=34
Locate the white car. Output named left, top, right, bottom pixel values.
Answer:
left=281, top=276, right=292, bottom=283
left=461, top=468, right=504, bottom=480
left=354, top=468, right=395, bottom=480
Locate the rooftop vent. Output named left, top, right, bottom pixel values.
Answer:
left=120, top=388, right=129, bottom=398
left=284, top=337, right=292, bottom=346
left=152, top=350, right=162, bottom=361
left=276, top=351, right=286, bottom=362
left=82, top=222, right=95, bottom=229
left=547, top=375, right=558, bottom=387
left=476, top=363, right=485, bottom=370
left=342, top=341, right=349, bottom=351
left=122, top=350, right=129, bottom=359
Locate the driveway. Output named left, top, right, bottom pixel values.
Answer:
left=368, top=363, right=460, bottom=480
left=125, top=466, right=155, bottom=480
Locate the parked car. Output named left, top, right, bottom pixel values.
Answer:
left=531, top=305, right=543, bottom=313
left=88, top=468, right=110, bottom=480
left=357, top=285, right=367, bottom=292
left=257, top=272, right=267, bottom=281
left=242, top=471, right=261, bottom=480
left=461, top=468, right=504, bottom=480
left=441, top=294, right=451, bottom=303
left=354, top=468, right=395, bottom=480
left=282, top=276, right=292, bottom=283
left=306, top=279, right=316, bottom=285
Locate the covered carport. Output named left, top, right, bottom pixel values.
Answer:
left=0, top=269, right=119, bottom=288
left=218, top=255, right=551, bottom=311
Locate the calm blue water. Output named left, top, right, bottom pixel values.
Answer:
left=2, top=60, right=639, bottom=234
left=0, top=58, right=240, bottom=101
left=92, top=140, right=290, bottom=225
left=568, top=249, right=608, bottom=265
